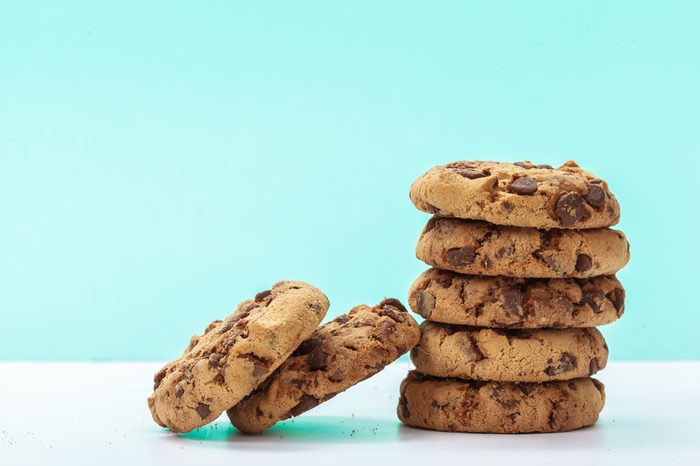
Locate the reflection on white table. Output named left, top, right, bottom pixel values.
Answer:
left=0, top=361, right=697, bottom=466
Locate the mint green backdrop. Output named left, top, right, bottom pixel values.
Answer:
left=2, top=1, right=698, bottom=360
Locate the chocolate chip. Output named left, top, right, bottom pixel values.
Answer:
left=545, top=352, right=578, bottom=376
left=252, top=362, right=268, bottom=378
left=575, top=254, right=592, bottom=272
left=415, top=290, right=436, bottom=318
left=455, top=168, right=489, bottom=179
left=213, top=373, right=225, bottom=384
left=555, top=192, right=586, bottom=226
left=461, top=334, right=484, bottom=362
left=581, top=289, right=605, bottom=313
left=153, top=368, right=167, bottom=390
left=536, top=164, right=553, bottom=169
left=606, top=288, right=625, bottom=315
left=333, top=314, right=351, bottom=324
left=381, top=306, right=407, bottom=322
left=502, top=289, right=524, bottom=317
left=500, top=201, right=514, bottom=212
left=290, top=395, right=320, bottom=417
left=445, top=246, right=476, bottom=267
left=196, top=403, right=211, bottom=420
left=254, top=289, right=271, bottom=302
left=495, top=245, right=515, bottom=259
left=584, top=184, right=606, bottom=208
left=377, top=321, right=396, bottom=337
left=175, top=387, right=184, bottom=398
left=514, top=383, right=536, bottom=395
left=399, top=396, right=411, bottom=419
left=308, top=346, right=328, bottom=371
left=509, top=176, right=538, bottom=195
left=295, top=336, right=323, bottom=356
left=379, top=298, right=407, bottom=313
left=589, top=358, right=599, bottom=375
left=514, top=161, right=531, bottom=169
left=208, top=353, right=224, bottom=368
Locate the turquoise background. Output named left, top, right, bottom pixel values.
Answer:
left=2, top=1, right=698, bottom=360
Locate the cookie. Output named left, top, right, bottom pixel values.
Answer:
left=147, top=281, right=329, bottom=433
left=409, top=160, right=620, bottom=229
left=409, top=268, right=625, bottom=328
left=411, top=321, right=607, bottom=382
left=416, top=217, right=630, bottom=278
left=227, top=298, right=420, bottom=433
left=398, top=371, right=605, bottom=433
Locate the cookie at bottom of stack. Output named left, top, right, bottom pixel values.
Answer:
left=398, top=371, right=605, bottom=433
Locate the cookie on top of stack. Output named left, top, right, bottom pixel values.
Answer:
left=398, top=160, right=630, bottom=433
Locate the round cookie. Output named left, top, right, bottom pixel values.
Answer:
left=409, top=160, right=620, bottom=229
left=416, top=217, right=630, bottom=278
left=228, top=298, right=420, bottom=433
left=409, top=268, right=625, bottom=328
left=147, top=281, right=329, bottom=433
left=411, top=321, right=607, bottom=382
left=398, top=371, right=605, bottom=433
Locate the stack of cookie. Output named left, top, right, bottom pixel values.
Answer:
left=398, top=160, right=630, bottom=433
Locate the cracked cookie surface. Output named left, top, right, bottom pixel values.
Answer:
left=147, top=281, right=329, bottom=433
left=409, top=268, right=625, bottom=328
left=227, top=298, right=420, bottom=433
left=411, top=321, right=607, bottom=382
left=416, top=217, right=629, bottom=278
left=409, top=160, right=620, bottom=229
left=398, top=371, right=605, bottom=433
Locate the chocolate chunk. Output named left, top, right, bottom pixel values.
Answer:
left=509, top=176, right=538, bottom=195
left=544, top=352, right=577, bottom=376
left=500, top=200, right=514, bottom=212
left=606, top=288, right=625, bottom=315
left=455, top=168, right=489, bottom=179
left=536, top=164, right=553, bottom=169
left=495, top=244, right=515, bottom=259
left=415, top=290, right=436, bottom=318
left=399, top=396, right=411, bottom=419
left=295, top=336, right=323, bottom=356
left=308, top=346, right=328, bottom=371
left=208, top=353, right=224, bottom=368
left=514, top=382, right=536, bottom=395
left=153, top=368, right=167, bottom=390
left=581, top=289, right=605, bottom=313
left=379, top=298, right=408, bottom=313
left=333, top=314, right=351, bottom=324
left=290, top=395, right=320, bottom=417
left=584, top=184, right=606, bottom=208
left=377, top=321, right=396, bottom=337
left=460, top=334, right=484, bottom=362
left=381, top=306, right=407, bottom=322
left=445, top=246, right=476, bottom=267
left=502, top=289, right=524, bottom=317
left=196, top=403, right=211, bottom=420
left=252, top=362, right=268, bottom=378
left=254, top=289, right=271, bottom=302
left=175, top=387, right=184, bottom=398
left=575, top=254, right=593, bottom=272
left=589, top=358, right=599, bottom=375
left=213, top=373, right=225, bottom=384
left=555, top=192, right=586, bottom=226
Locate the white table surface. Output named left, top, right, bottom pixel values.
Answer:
left=1, top=361, right=697, bottom=466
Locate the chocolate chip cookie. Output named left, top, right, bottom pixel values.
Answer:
left=227, top=298, right=420, bottom=433
left=416, top=217, right=630, bottom=278
left=147, top=281, right=329, bottom=433
left=411, top=321, right=607, bottom=382
left=409, top=268, right=625, bottom=328
left=409, top=160, right=620, bottom=229
left=398, top=371, right=605, bottom=433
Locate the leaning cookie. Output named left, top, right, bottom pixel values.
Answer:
left=409, top=268, right=625, bottom=328
left=416, top=217, right=630, bottom=278
left=227, top=298, right=420, bottom=433
left=409, top=160, right=620, bottom=229
left=398, top=371, right=605, bottom=433
left=147, top=281, right=329, bottom=433
left=411, top=321, right=607, bottom=382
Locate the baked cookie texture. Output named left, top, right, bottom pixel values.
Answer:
left=398, top=371, right=605, bottom=433
left=408, top=268, right=625, bottom=328
left=411, top=321, right=607, bottom=382
left=416, top=217, right=630, bottom=278
left=409, top=160, right=620, bottom=229
left=227, top=298, right=420, bottom=433
left=147, top=281, right=329, bottom=433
